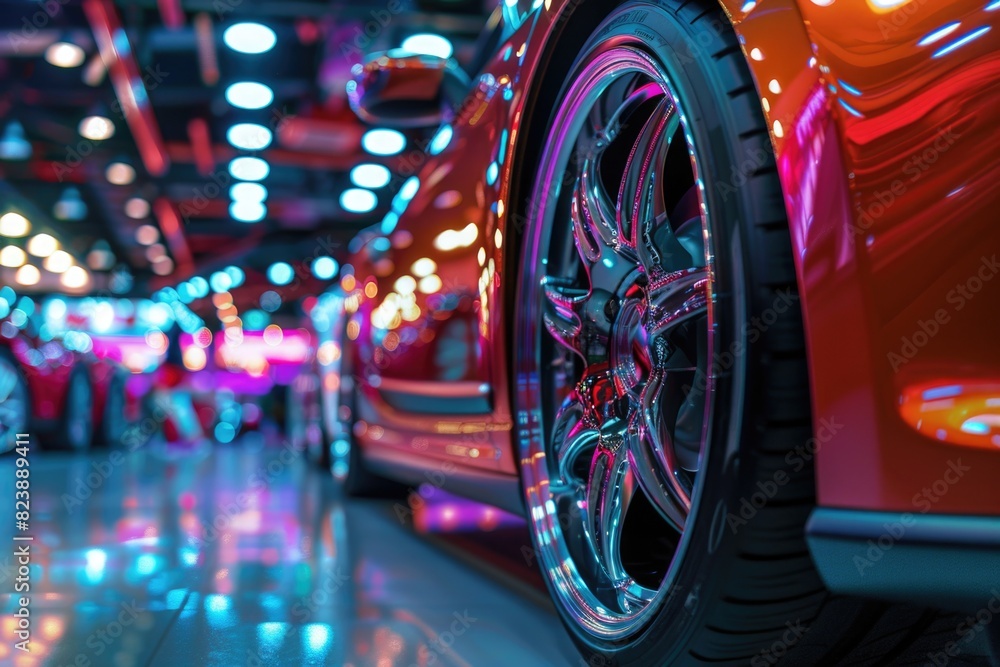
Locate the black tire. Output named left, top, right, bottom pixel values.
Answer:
left=514, top=2, right=993, bottom=665
left=0, top=348, right=30, bottom=454
left=97, top=371, right=128, bottom=447
left=332, top=323, right=402, bottom=497
left=57, top=365, right=93, bottom=451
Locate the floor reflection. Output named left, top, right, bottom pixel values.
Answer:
left=0, top=437, right=577, bottom=666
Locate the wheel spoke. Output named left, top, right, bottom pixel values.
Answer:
left=644, top=267, right=710, bottom=338
left=542, top=276, right=588, bottom=357
left=573, top=158, right=626, bottom=263
left=618, top=98, right=678, bottom=256
left=549, top=393, right=598, bottom=493
left=584, top=418, right=635, bottom=586
left=627, top=363, right=692, bottom=533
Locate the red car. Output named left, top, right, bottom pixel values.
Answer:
left=0, top=312, right=127, bottom=453
left=319, top=0, right=1000, bottom=663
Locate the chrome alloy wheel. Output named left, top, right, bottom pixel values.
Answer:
left=0, top=355, right=28, bottom=453
left=517, top=45, right=716, bottom=639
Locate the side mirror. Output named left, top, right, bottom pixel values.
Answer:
left=347, top=50, right=470, bottom=129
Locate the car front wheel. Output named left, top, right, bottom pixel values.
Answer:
left=514, top=1, right=991, bottom=664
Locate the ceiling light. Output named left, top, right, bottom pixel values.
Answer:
left=79, top=115, right=115, bottom=141
left=135, top=224, right=159, bottom=245
left=0, top=212, right=30, bottom=237
left=227, top=123, right=272, bottom=150
left=401, top=34, right=454, bottom=59
left=350, top=163, right=391, bottom=189
left=223, top=23, right=277, bottom=54
left=230, top=200, right=266, bottom=223
left=0, top=246, right=27, bottom=268
left=411, top=258, right=437, bottom=277
left=340, top=188, right=377, bottom=214
left=87, top=247, right=115, bottom=270
left=189, top=276, right=209, bottom=298
left=61, top=266, right=89, bottom=289
left=229, top=157, right=269, bottom=181
left=361, top=129, right=405, bottom=156
left=45, top=42, right=85, bottom=68
left=15, top=265, right=40, bottom=286
left=151, top=256, right=174, bottom=275
left=230, top=182, right=267, bottom=202
left=267, top=262, right=294, bottom=286
left=312, top=256, right=338, bottom=280
left=224, top=265, right=245, bottom=288
left=225, top=81, right=274, bottom=109
left=44, top=250, right=73, bottom=273
left=106, top=162, right=136, bottom=185
left=53, top=187, right=87, bottom=221
left=27, top=234, right=58, bottom=258
left=0, top=121, right=32, bottom=160
left=145, top=244, right=166, bottom=261
left=394, top=275, right=416, bottom=294
left=125, top=197, right=150, bottom=219
left=210, top=271, right=232, bottom=292
left=418, top=274, right=442, bottom=294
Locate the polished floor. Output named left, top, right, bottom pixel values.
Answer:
left=0, top=435, right=579, bottom=666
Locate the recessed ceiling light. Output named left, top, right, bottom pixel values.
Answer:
left=267, top=261, right=294, bottom=286
left=61, top=265, right=90, bottom=289
left=350, top=163, right=391, bottom=189
left=230, top=182, right=267, bottom=202
left=225, top=81, right=274, bottom=110
left=87, top=247, right=115, bottom=270
left=0, top=212, right=30, bottom=237
left=229, top=157, right=270, bottom=181
left=44, top=250, right=73, bottom=273
left=340, top=188, right=378, bottom=214
left=227, top=123, right=272, bottom=151
left=45, top=42, right=85, bottom=68
left=0, top=121, right=32, bottom=160
left=125, top=197, right=150, bottom=219
left=209, top=271, right=232, bottom=292
left=79, top=115, right=115, bottom=141
left=135, top=224, right=159, bottom=245
left=223, top=23, right=277, bottom=54
left=27, top=233, right=58, bottom=258
left=106, top=162, right=136, bottom=185
left=312, top=256, right=338, bottom=280
left=411, top=258, right=437, bottom=277
left=145, top=244, right=166, bottom=261
left=53, top=187, right=87, bottom=221
left=401, top=33, right=453, bottom=59
left=224, top=265, right=245, bottom=288
left=361, top=129, right=406, bottom=156
left=15, top=265, right=40, bottom=286
left=230, top=200, right=266, bottom=223
left=151, top=256, right=174, bottom=276
left=0, top=246, right=27, bottom=268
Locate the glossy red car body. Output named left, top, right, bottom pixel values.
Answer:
left=333, top=0, right=1000, bottom=609
left=1, top=326, right=121, bottom=444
